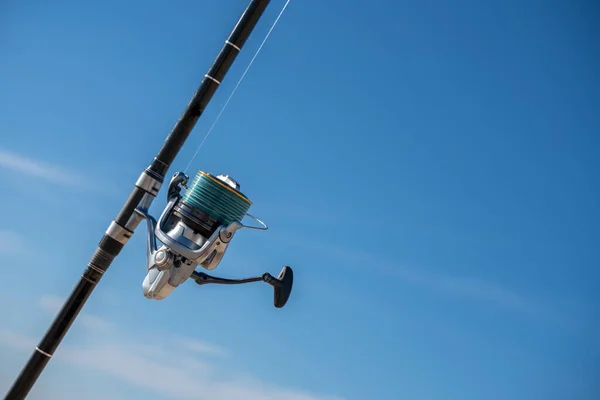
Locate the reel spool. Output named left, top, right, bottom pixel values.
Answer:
left=134, top=170, right=293, bottom=308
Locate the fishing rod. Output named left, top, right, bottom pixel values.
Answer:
left=3, top=1, right=294, bottom=398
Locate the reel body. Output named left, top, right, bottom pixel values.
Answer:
left=135, top=171, right=292, bottom=307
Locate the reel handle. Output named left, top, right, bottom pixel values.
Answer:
left=191, top=266, right=294, bottom=308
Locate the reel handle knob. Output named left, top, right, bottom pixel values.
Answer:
left=263, top=266, right=293, bottom=308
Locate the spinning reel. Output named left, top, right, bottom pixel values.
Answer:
left=134, top=170, right=293, bottom=308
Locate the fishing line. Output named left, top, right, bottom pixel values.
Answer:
left=184, top=0, right=292, bottom=173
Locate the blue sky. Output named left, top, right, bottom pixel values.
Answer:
left=1, top=0, right=599, bottom=399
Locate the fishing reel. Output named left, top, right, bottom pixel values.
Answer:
left=133, top=170, right=293, bottom=308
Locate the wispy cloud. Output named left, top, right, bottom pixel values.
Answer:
left=0, top=230, right=25, bottom=255
left=39, top=295, right=115, bottom=333
left=0, top=148, right=115, bottom=196
left=278, top=233, right=555, bottom=320
left=0, top=148, right=85, bottom=186
left=0, top=295, right=342, bottom=400
left=392, top=266, right=542, bottom=316
left=177, top=337, right=230, bottom=358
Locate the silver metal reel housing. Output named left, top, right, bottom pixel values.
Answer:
left=135, top=172, right=267, bottom=300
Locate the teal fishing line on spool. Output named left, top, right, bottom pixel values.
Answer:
left=181, top=171, right=251, bottom=226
